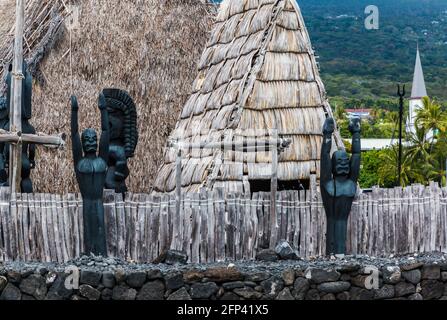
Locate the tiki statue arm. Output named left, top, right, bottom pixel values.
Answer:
left=349, top=117, right=361, bottom=182
left=98, top=92, right=110, bottom=163
left=71, top=95, right=82, bottom=167
left=321, top=117, right=335, bottom=185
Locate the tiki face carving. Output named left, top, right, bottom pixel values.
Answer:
left=82, top=128, right=98, bottom=154
left=108, top=108, right=124, bottom=140
left=332, top=150, right=350, bottom=177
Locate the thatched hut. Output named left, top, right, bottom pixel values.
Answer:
left=0, top=0, right=214, bottom=193
left=154, top=0, right=343, bottom=193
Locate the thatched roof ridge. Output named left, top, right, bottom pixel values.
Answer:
left=154, top=0, right=343, bottom=193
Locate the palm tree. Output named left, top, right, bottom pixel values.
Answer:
left=378, top=145, right=419, bottom=187
left=415, top=97, right=446, bottom=140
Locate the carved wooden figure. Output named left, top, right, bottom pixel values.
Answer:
left=103, top=88, right=138, bottom=194
left=71, top=92, right=109, bottom=256
left=320, top=117, right=361, bottom=255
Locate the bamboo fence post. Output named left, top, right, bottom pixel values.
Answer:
left=269, top=132, right=279, bottom=248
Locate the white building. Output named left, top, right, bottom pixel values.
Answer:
left=407, top=46, right=428, bottom=135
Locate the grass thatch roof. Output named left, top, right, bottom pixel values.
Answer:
left=154, top=0, right=343, bottom=193
left=1, top=0, right=214, bottom=193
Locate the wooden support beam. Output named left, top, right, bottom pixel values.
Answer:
left=0, top=130, right=65, bottom=147
left=9, top=0, right=26, bottom=194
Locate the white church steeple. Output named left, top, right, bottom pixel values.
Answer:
left=407, top=45, right=428, bottom=134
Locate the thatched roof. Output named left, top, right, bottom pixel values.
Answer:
left=154, top=0, right=343, bottom=193
left=0, top=0, right=214, bottom=193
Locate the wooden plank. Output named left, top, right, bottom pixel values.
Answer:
left=286, top=191, right=293, bottom=244
left=262, top=192, right=270, bottom=250
left=415, top=185, right=423, bottom=252
left=292, top=191, right=300, bottom=254
left=351, top=193, right=358, bottom=255
left=401, top=187, right=409, bottom=254
left=250, top=192, right=259, bottom=260
left=215, top=188, right=225, bottom=262
left=277, top=191, right=284, bottom=242
left=137, top=194, right=147, bottom=262
left=346, top=201, right=352, bottom=255
left=49, top=194, right=61, bottom=262
left=124, top=192, right=133, bottom=260
left=26, top=193, right=36, bottom=261
left=171, top=191, right=181, bottom=252
left=305, top=189, right=312, bottom=257
left=16, top=193, right=25, bottom=261
left=130, top=193, right=139, bottom=261
left=386, top=188, right=392, bottom=254
left=68, top=193, right=80, bottom=259
left=9, top=192, right=19, bottom=260
left=148, top=195, right=159, bottom=261
left=423, top=186, right=431, bottom=252
left=143, top=194, right=153, bottom=262
left=372, top=187, right=379, bottom=257
left=432, top=183, right=440, bottom=251
left=103, top=190, right=117, bottom=258
left=31, top=193, right=42, bottom=261
left=56, top=194, right=67, bottom=262
left=43, top=194, right=54, bottom=261
left=377, top=188, right=384, bottom=256
left=207, top=190, right=215, bottom=262
left=225, top=193, right=235, bottom=260
left=299, top=190, right=306, bottom=257
left=62, top=193, right=72, bottom=261
left=181, top=194, right=191, bottom=262
left=406, top=186, right=416, bottom=253
left=270, top=137, right=278, bottom=248
left=310, top=176, right=318, bottom=256
left=317, top=191, right=324, bottom=256
left=158, top=194, right=169, bottom=255
left=199, top=189, right=208, bottom=263
left=367, top=192, right=373, bottom=256
left=442, top=188, right=447, bottom=253
left=56, top=193, right=69, bottom=262
left=115, top=193, right=126, bottom=260
left=243, top=192, right=252, bottom=260
left=362, top=194, right=371, bottom=254
left=235, top=193, right=243, bottom=260
left=77, top=193, right=84, bottom=255
left=38, top=193, right=50, bottom=262
left=190, top=193, right=200, bottom=264
left=0, top=188, right=10, bottom=261
left=254, top=192, right=264, bottom=256
left=175, top=147, right=182, bottom=216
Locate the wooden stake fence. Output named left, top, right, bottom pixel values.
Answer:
left=0, top=183, right=447, bottom=263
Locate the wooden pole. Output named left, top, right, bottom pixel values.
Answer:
left=270, top=131, right=279, bottom=248
left=175, top=146, right=182, bottom=218
left=9, top=0, right=25, bottom=194
left=0, top=130, right=65, bottom=146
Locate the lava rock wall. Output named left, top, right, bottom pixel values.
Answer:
left=1, top=260, right=447, bottom=300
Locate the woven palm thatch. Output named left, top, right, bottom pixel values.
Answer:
left=1, top=0, right=214, bottom=193
left=154, top=0, right=343, bottom=193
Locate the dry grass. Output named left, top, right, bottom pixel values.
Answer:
left=1, top=0, right=214, bottom=193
